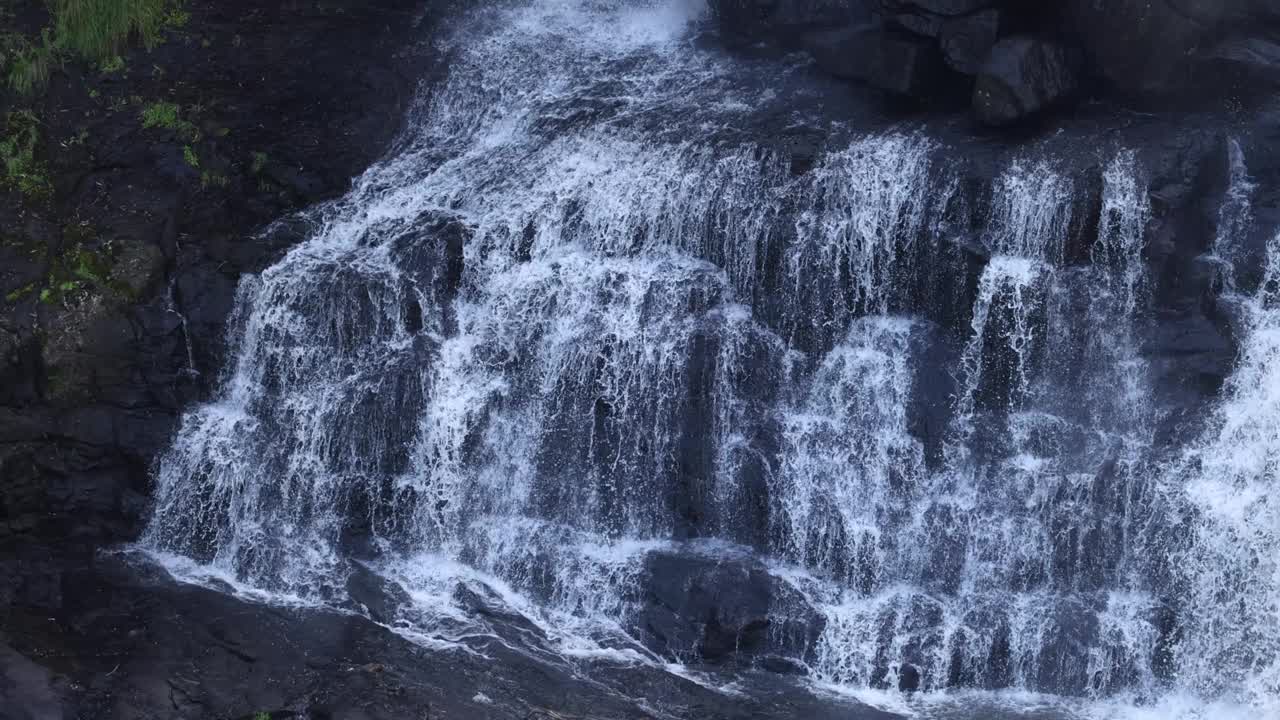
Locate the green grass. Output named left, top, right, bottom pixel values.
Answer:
left=2, top=30, right=58, bottom=94
left=140, top=100, right=198, bottom=139
left=50, top=0, right=169, bottom=61
left=140, top=100, right=178, bottom=128
left=2, top=1, right=187, bottom=93
left=1, top=110, right=51, bottom=198
left=99, top=54, right=125, bottom=73
left=182, top=144, right=198, bottom=167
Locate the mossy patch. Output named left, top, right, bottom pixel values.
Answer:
left=1, top=110, right=52, bottom=199
left=36, top=233, right=157, bottom=307
left=140, top=100, right=199, bottom=141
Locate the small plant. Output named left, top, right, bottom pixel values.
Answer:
left=99, top=54, right=125, bottom=73
left=250, top=151, right=268, bottom=175
left=63, top=128, right=90, bottom=148
left=1, top=110, right=52, bottom=198
left=182, top=144, right=198, bottom=168
left=140, top=100, right=198, bottom=140
left=253, top=713, right=271, bottom=720
left=3, top=30, right=59, bottom=94
left=5, top=282, right=37, bottom=304
left=200, top=171, right=228, bottom=189
left=140, top=100, right=178, bottom=128
left=164, top=7, right=189, bottom=28
left=35, top=241, right=130, bottom=307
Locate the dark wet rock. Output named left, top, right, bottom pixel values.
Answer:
left=939, top=9, right=1000, bottom=74
left=0, top=0, right=446, bottom=554
left=346, top=564, right=412, bottom=624
left=804, top=25, right=953, bottom=98
left=1145, top=311, right=1237, bottom=410
left=890, top=11, right=944, bottom=37
left=889, top=0, right=995, bottom=16
left=898, top=664, right=922, bottom=692
left=973, top=36, right=1081, bottom=125
left=451, top=582, right=549, bottom=643
left=0, top=552, right=898, bottom=720
left=1058, top=0, right=1280, bottom=102
left=1206, top=33, right=1280, bottom=95
left=0, top=643, right=67, bottom=720
left=1058, top=0, right=1219, bottom=96
left=908, top=321, right=961, bottom=468
left=633, top=548, right=824, bottom=665
left=714, top=0, right=1280, bottom=115
left=710, top=0, right=877, bottom=45
left=1034, top=600, right=1102, bottom=695
left=758, top=655, right=811, bottom=675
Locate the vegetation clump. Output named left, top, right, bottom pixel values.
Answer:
left=0, top=110, right=51, bottom=198
left=33, top=238, right=139, bottom=306
left=140, top=100, right=198, bottom=140
left=2, top=0, right=187, bottom=93
left=2, top=30, right=57, bottom=94
left=49, top=0, right=169, bottom=61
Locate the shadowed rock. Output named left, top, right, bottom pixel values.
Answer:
left=973, top=36, right=1081, bottom=125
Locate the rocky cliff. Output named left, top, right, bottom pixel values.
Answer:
left=711, top=0, right=1280, bottom=123
left=2, top=2, right=1279, bottom=718
left=0, top=0, right=444, bottom=558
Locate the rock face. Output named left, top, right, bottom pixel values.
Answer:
left=633, top=549, right=825, bottom=666
left=804, top=26, right=952, bottom=98
left=710, top=0, right=1280, bottom=116
left=0, top=3, right=448, bottom=710
left=889, top=0, right=993, bottom=16
left=710, top=0, right=877, bottom=44
left=0, top=0, right=443, bottom=554
left=1056, top=0, right=1280, bottom=99
left=0, top=554, right=900, bottom=720
left=972, top=37, right=1081, bottom=125
left=939, top=9, right=1000, bottom=73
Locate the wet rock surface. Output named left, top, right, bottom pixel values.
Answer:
left=0, top=0, right=446, bottom=552
left=710, top=0, right=1280, bottom=121
left=3, top=1, right=1280, bottom=717
left=0, top=552, right=899, bottom=720
left=632, top=548, right=825, bottom=666
left=972, top=37, right=1081, bottom=126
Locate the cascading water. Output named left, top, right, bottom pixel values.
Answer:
left=141, top=1, right=1279, bottom=717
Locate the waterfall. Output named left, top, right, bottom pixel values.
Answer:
left=140, top=1, right=1278, bottom=717
left=1170, top=230, right=1280, bottom=711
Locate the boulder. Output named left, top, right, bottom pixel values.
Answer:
left=1033, top=600, right=1102, bottom=695
left=1206, top=34, right=1280, bottom=97
left=710, top=0, right=877, bottom=43
left=345, top=564, right=412, bottom=624
left=886, top=0, right=994, bottom=16
left=939, top=8, right=1000, bottom=74
left=972, top=37, right=1081, bottom=125
left=890, top=12, right=944, bottom=37
left=1055, top=0, right=1258, bottom=98
left=632, top=548, right=824, bottom=664
left=804, top=26, right=953, bottom=98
